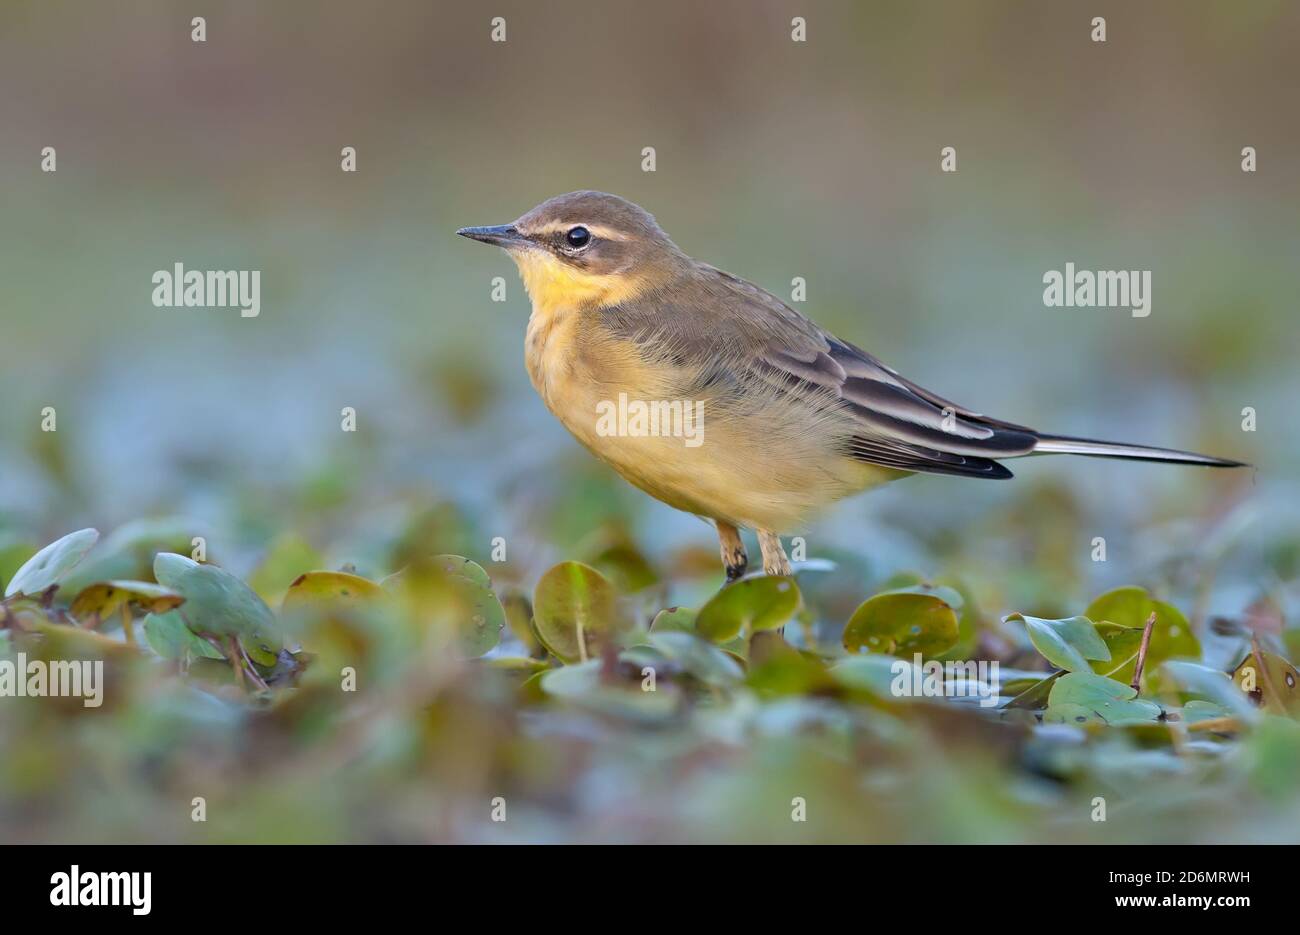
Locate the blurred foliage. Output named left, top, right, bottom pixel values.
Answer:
left=3, top=518, right=1299, bottom=844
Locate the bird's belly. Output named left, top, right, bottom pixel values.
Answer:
left=525, top=315, right=903, bottom=530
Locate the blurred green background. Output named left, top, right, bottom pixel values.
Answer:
left=1, top=1, right=1298, bottom=843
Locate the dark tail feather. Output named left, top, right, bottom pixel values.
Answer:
left=1032, top=433, right=1247, bottom=468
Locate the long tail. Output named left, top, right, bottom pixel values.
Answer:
left=1032, top=433, right=1247, bottom=468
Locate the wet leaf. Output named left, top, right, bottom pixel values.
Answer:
left=843, top=590, right=959, bottom=658
left=696, top=576, right=800, bottom=642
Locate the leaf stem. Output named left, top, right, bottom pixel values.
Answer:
left=1129, top=611, right=1157, bottom=693
left=120, top=603, right=135, bottom=646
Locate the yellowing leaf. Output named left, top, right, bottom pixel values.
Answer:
left=1233, top=650, right=1300, bottom=716
left=281, top=570, right=385, bottom=613
left=70, top=580, right=185, bottom=621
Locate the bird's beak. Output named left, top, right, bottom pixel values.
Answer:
left=456, top=224, right=530, bottom=248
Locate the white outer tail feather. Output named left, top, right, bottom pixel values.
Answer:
left=1032, top=434, right=1245, bottom=467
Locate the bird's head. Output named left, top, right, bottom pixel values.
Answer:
left=457, top=191, right=684, bottom=310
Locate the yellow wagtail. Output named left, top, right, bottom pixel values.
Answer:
left=458, top=191, right=1244, bottom=581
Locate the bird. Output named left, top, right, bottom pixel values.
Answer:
left=458, top=191, right=1245, bottom=582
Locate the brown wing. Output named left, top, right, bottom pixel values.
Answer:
left=603, top=263, right=1040, bottom=480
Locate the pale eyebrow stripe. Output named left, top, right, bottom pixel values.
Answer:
left=528, top=221, right=631, bottom=241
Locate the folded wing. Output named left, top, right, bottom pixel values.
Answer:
left=603, top=263, right=1039, bottom=480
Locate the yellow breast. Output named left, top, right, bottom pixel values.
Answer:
left=511, top=251, right=906, bottom=531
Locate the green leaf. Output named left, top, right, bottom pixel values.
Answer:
left=1046, top=671, right=1162, bottom=725
left=1007, top=613, right=1109, bottom=672
left=1004, top=671, right=1064, bottom=711
left=443, top=564, right=506, bottom=658
left=1084, top=587, right=1199, bottom=689
left=889, top=583, right=964, bottom=611
left=933, top=577, right=981, bottom=662
left=152, top=552, right=200, bottom=589
left=1161, top=661, right=1256, bottom=720
left=538, top=659, right=680, bottom=721
left=1089, top=622, right=1144, bottom=677
left=647, top=631, right=743, bottom=685
left=586, top=540, right=659, bottom=593
left=532, top=561, right=621, bottom=663
left=143, top=609, right=225, bottom=661
left=0, top=540, right=36, bottom=595
left=695, top=576, right=800, bottom=643
left=843, top=590, right=959, bottom=658
left=153, top=553, right=282, bottom=666
left=382, top=557, right=505, bottom=658
left=1042, top=702, right=1105, bottom=726
left=4, top=528, right=99, bottom=598
left=1182, top=700, right=1230, bottom=724
left=55, top=518, right=193, bottom=598
left=427, top=554, right=492, bottom=588
left=1085, top=585, right=1157, bottom=628
left=248, top=534, right=323, bottom=604
left=831, top=654, right=920, bottom=697
left=649, top=606, right=697, bottom=633
left=500, top=588, right=540, bottom=652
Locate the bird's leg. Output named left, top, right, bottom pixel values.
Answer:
left=757, top=529, right=791, bottom=576
left=716, top=520, right=748, bottom=583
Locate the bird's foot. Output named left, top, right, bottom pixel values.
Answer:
left=757, top=529, right=791, bottom=576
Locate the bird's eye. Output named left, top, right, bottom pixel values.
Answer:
left=566, top=226, right=591, bottom=249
